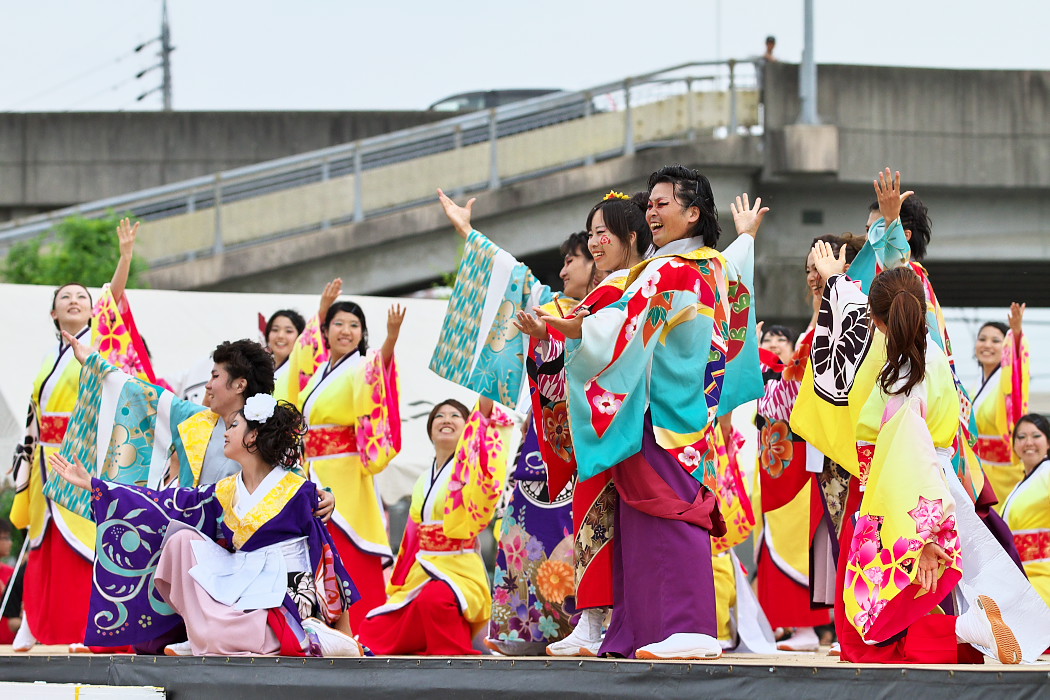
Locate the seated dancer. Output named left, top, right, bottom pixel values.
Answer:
left=358, top=397, right=513, bottom=655
left=431, top=189, right=609, bottom=655
left=297, top=300, right=404, bottom=630
left=533, top=167, right=767, bottom=659
left=797, top=241, right=1050, bottom=664
left=1001, top=414, right=1050, bottom=610
left=48, top=383, right=360, bottom=657
left=971, top=304, right=1030, bottom=504
left=10, top=217, right=155, bottom=651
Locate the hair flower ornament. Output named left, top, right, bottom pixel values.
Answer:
left=244, top=393, right=278, bottom=423
left=602, top=190, right=631, bottom=201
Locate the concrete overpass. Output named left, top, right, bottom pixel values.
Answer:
left=1, top=60, right=1047, bottom=326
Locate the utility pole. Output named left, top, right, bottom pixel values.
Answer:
left=798, top=0, right=819, bottom=124
left=160, top=0, right=173, bottom=110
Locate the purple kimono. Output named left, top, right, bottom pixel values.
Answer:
left=85, top=470, right=357, bottom=649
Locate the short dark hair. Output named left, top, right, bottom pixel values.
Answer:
left=426, top=399, right=470, bottom=442
left=899, top=195, right=931, bottom=262
left=812, top=233, right=865, bottom=265
left=647, top=165, right=721, bottom=247
left=212, top=339, right=275, bottom=398
left=761, top=324, right=796, bottom=346
left=322, top=301, right=369, bottom=355
left=560, top=231, right=592, bottom=260
left=266, top=309, right=306, bottom=339
left=1013, top=414, right=1050, bottom=462
left=239, top=401, right=307, bottom=469
left=585, top=192, right=652, bottom=259
left=979, top=321, right=1009, bottom=337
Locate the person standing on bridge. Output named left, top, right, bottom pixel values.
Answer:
left=534, top=166, right=766, bottom=659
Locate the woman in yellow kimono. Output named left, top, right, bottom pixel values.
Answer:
left=1002, top=414, right=1050, bottom=610
left=270, top=277, right=341, bottom=406
left=359, top=397, right=513, bottom=655
left=971, top=304, right=1030, bottom=504
left=10, top=218, right=154, bottom=650
left=298, top=300, right=404, bottom=629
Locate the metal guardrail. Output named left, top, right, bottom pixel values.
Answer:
left=0, top=59, right=759, bottom=266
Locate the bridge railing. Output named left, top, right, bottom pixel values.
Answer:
left=0, top=60, right=759, bottom=270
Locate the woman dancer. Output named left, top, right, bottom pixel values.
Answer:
left=10, top=218, right=154, bottom=650
left=270, top=278, right=342, bottom=406
left=1001, top=414, right=1050, bottom=609
left=535, top=166, right=766, bottom=659
left=971, top=305, right=1030, bottom=504
left=298, top=300, right=404, bottom=629
left=48, top=385, right=360, bottom=657
left=805, top=242, right=1032, bottom=664
left=359, top=397, right=513, bottom=654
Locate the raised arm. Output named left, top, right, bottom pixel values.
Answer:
left=437, top=188, right=476, bottom=240
left=729, top=193, right=769, bottom=239
left=318, top=278, right=343, bottom=324
left=380, top=303, right=406, bottom=363
left=109, top=217, right=139, bottom=303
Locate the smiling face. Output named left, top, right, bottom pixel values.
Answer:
left=559, top=246, right=593, bottom=300
left=51, top=284, right=92, bottom=333
left=429, top=403, right=467, bottom=454
left=267, top=315, right=299, bottom=366
left=205, top=363, right=246, bottom=418
left=325, top=310, right=363, bottom=364
left=805, top=249, right=825, bottom=298
left=223, top=412, right=256, bottom=462
left=1013, top=420, right=1049, bottom=472
left=647, top=182, right=699, bottom=248
left=975, top=325, right=1006, bottom=372
left=587, top=209, right=635, bottom=273
left=761, top=332, right=794, bottom=365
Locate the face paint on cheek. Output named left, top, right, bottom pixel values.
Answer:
left=599, top=235, right=611, bottom=245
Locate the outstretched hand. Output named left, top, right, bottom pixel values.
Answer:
left=437, top=188, right=476, bottom=240
left=318, top=278, right=343, bottom=322
left=1008, top=302, right=1025, bottom=338
left=730, top=193, right=769, bottom=239
left=61, top=330, right=96, bottom=366
left=873, top=168, right=914, bottom=226
left=916, top=542, right=952, bottom=595
left=534, top=307, right=588, bottom=340
left=48, top=452, right=92, bottom=491
left=513, top=311, right=550, bottom=341
left=116, top=217, right=139, bottom=259
left=811, top=240, right=848, bottom=282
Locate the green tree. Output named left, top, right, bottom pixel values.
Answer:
left=2, top=213, right=148, bottom=287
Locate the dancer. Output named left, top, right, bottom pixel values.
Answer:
left=432, top=189, right=607, bottom=655
left=515, top=191, right=654, bottom=656
left=9, top=217, right=154, bottom=650
left=48, top=387, right=360, bottom=657
left=1001, top=414, right=1050, bottom=609
left=359, top=397, right=513, bottom=654
left=971, top=305, right=1030, bottom=504
left=271, top=278, right=342, bottom=405
left=298, top=300, right=403, bottom=629
left=535, top=166, right=766, bottom=659
left=803, top=241, right=1047, bottom=664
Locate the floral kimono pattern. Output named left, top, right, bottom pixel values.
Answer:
left=1001, top=460, right=1050, bottom=609
left=83, top=471, right=357, bottom=651
left=972, top=329, right=1030, bottom=503
left=274, top=313, right=329, bottom=406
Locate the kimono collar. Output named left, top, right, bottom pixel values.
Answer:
left=648, top=235, right=710, bottom=259
left=216, top=469, right=305, bottom=550
left=234, top=466, right=288, bottom=518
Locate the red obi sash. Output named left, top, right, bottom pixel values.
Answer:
left=304, top=425, right=357, bottom=459
left=1014, top=530, right=1050, bottom=564
left=40, top=413, right=71, bottom=445
left=975, top=436, right=1013, bottom=465
left=418, top=523, right=477, bottom=553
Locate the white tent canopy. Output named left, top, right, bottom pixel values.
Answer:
left=0, top=283, right=489, bottom=503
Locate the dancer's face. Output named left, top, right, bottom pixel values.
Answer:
left=560, top=246, right=593, bottom=300
left=223, top=412, right=256, bottom=462
left=267, top=315, right=299, bottom=366
left=761, top=332, right=793, bottom=365
left=51, top=284, right=92, bottom=331
left=588, top=210, right=635, bottom=273
left=430, top=404, right=466, bottom=453
left=325, top=311, right=363, bottom=362
left=1013, top=420, right=1049, bottom=472
left=648, top=182, right=698, bottom=248
left=206, top=362, right=246, bottom=417
left=975, top=326, right=1005, bottom=372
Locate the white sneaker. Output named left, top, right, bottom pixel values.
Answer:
left=12, top=613, right=36, bottom=653
left=163, top=640, right=193, bottom=656
left=776, top=626, right=820, bottom=652
left=301, top=617, right=363, bottom=657
left=956, top=595, right=1021, bottom=664
left=546, top=608, right=605, bottom=657
left=636, top=633, right=722, bottom=660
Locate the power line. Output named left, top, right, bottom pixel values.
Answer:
left=63, top=73, right=144, bottom=111
left=1, top=46, right=142, bottom=111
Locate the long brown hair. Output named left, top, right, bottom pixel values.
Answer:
left=868, top=267, right=927, bottom=396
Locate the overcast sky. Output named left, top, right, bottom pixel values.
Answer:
left=2, top=0, right=1047, bottom=112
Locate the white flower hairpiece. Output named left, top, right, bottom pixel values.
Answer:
left=244, top=393, right=278, bottom=423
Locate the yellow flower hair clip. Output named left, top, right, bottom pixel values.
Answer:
left=602, top=190, right=631, bottom=202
